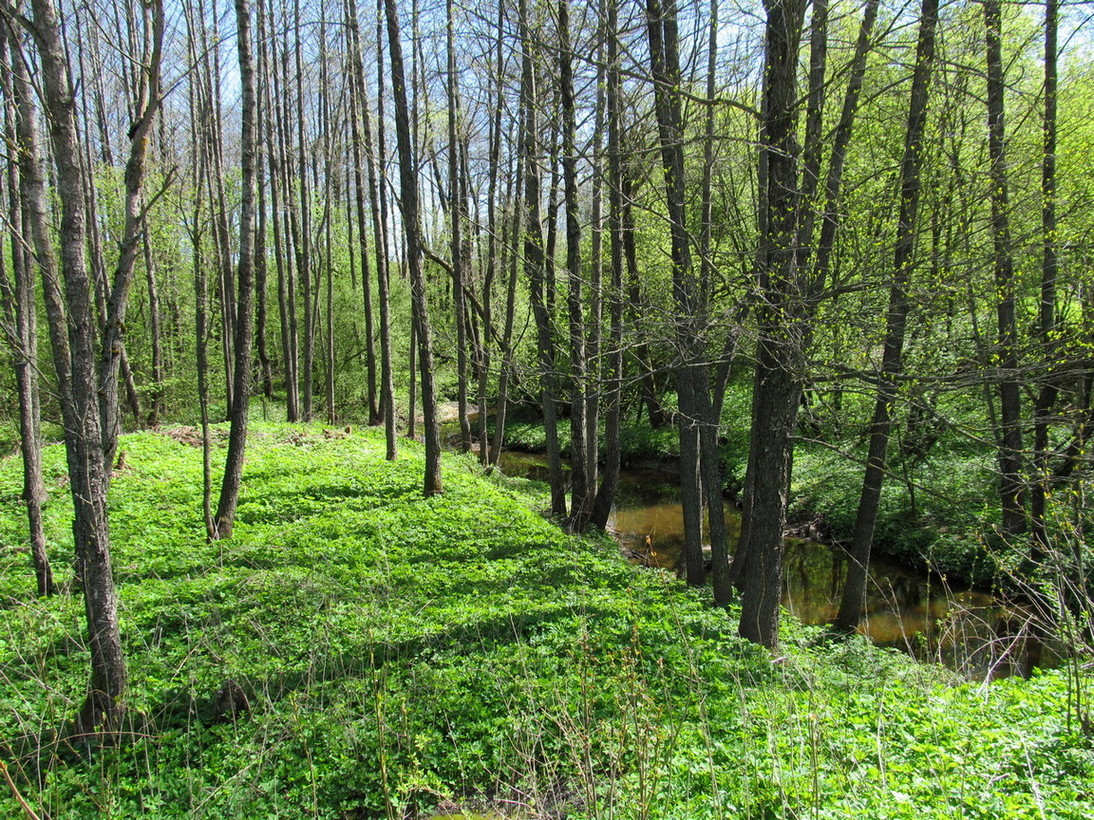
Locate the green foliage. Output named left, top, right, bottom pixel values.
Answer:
left=0, top=426, right=1090, bottom=818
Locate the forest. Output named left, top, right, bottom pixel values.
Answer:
left=1, top=0, right=1093, bottom=816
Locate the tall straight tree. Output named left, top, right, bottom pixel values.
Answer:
left=293, top=0, right=316, bottom=422
left=835, top=0, right=939, bottom=631
left=521, top=0, right=566, bottom=516
left=1031, top=0, right=1059, bottom=553
left=375, top=0, right=397, bottom=459
left=384, top=0, right=442, bottom=495
left=212, top=0, right=258, bottom=539
left=645, top=0, right=706, bottom=586
left=345, top=0, right=379, bottom=426
left=737, top=0, right=808, bottom=648
left=0, top=30, right=52, bottom=597
left=559, top=0, right=590, bottom=530
left=447, top=0, right=472, bottom=453
left=695, top=0, right=732, bottom=606
left=4, top=0, right=163, bottom=732
left=984, top=0, right=1024, bottom=536
left=590, top=0, right=624, bottom=531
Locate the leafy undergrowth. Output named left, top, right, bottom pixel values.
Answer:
left=0, top=424, right=1090, bottom=818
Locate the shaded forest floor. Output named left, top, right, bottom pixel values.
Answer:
left=0, top=423, right=1091, bottom=818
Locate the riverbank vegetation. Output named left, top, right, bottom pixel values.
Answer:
left=1, top=427, right=1091, bottom=818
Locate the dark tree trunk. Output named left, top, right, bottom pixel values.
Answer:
left=212, top=0, right=258, bottom=539
left=259, top=0, right=299, bottom=421
left=254, top=115, right=273, bottom=401
left=591, top=0, right=623, bottom=531
left=375, top=0, right=397, bottom=459
left=697, top=0, right=731, bottom=606
left=835, top=0, right=939, bottom=631
left=186, top=5, right=215, bottom=538
left=585, top=32, right=605, bottom=508
left=346, top=0, right=379, bottom=426
left=560, top=0, right=590, bottom=530
left=448, top=0, right=472, bottom=453
left=645, top=0, right=705, bottom=586
left=519, top=0, right=565, bottom=516
left=19, top=0, right=161, bottom=733
left=736, top=0, right=808, bottom=649
left=476, top=12, right=504, bottom=467
left=984, top=0, right=1025, bottom=536
left=809, top=0, right=878, bottom=298
left=385, top=0, right=442, bottom=496
left=275, top=8, right=302, bottom=422
left=1031, top=0, right=1058, bottom=555
left=292, top=0, right=314, bottom=422
left=490, top=119, right=523, bottom=467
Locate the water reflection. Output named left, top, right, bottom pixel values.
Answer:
left=498, top=451, right=1052, bottom=678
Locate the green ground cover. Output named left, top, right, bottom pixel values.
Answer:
left=0, top=424, right=1090, bottom=818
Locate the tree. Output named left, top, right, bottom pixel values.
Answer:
left=983, top=0, right=1024, bottom=537
left=3, top=0, right=163, bottom=733
left=737, top=0, right=808, bottom=648
left=560, top=0, right=591, bottom=530
left=645, top=0, right=706, bottom=588
left=521, top=0, right=565, bottom=516
left=212, top=0, right=258, bottom=540
left=835, top=0, right=939, bottom=631
left=0, top=29, right=52, bottom=597
left=385, top=0, right=442, bottom=496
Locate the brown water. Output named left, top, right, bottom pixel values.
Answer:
left=499, top=451, right=1049, bottom=679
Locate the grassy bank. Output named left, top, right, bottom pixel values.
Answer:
left=0, top=424, right=1090, bottom=818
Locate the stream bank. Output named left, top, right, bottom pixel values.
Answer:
left=495, top=448, right=1051, bottom=679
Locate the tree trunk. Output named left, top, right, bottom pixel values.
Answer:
left=19, top=0, right=143, bottom=733
left=254, top=105, right=273, bottom=402
left=375, top=0, right=397, bottom=458
left=736, top=0, right=808, bottom=648
left=292, top=0, right=314, bottom=423
left=519, top=0, right=565, bottom=516
left=645, top=0, right=705, bottom=586
left=809, top=0, right=878, bottom=299
left=490, top=119, right=523, bottom=467
left=560, top=0, right=590, bottom=530
left=448, top=0, right=472, bottom=453
left=697, top=0, right=732, bottom=606
left=385, top=0, right=442, bottom=496
left=212, top=0, right=258, bottom=539
left=97, top=0, right=164, bottom=469
left=259, top=0, right=299, bottom=421
left=835, top=0, right=939, bottom=631
left=345, top=0, right=379, bottom=426
left=1031, top=0, right=1058, bottom=555
left=0, top=34, right=53, bottom=596
left=590, top=0, right=623, bottom=531
left=984, top=0, right=1025, bottom=536
left=143, top=230, right=165, bottom=423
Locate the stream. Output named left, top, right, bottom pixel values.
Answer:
left=498, top=451, right=1050, bottom=679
